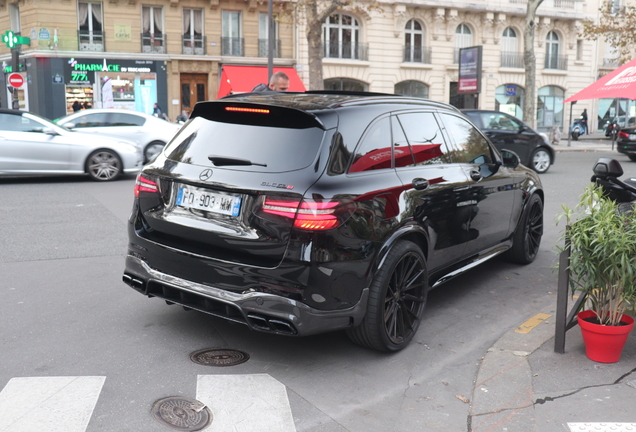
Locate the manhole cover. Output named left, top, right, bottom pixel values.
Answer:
left=151, top=397, right=211, bottom=431
left=190, top=348, right=250, bottom=367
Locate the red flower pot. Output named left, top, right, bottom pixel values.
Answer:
left=577, top=310, right=635, bottom=363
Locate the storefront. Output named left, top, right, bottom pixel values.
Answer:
left=1, top=56, right=167, bottom=121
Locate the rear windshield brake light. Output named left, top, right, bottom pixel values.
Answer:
left=224, top=106, right=270, bottom=114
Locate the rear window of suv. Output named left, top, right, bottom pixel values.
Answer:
left=163, top=117, right=326, bottom=172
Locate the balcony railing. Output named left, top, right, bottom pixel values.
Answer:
left=78, top=30, right=104, bottom=52
left=221, top=37, right=244, bottom=56
left=403, top=46, right=432, bottom=64
left=258, top=39, right=280, bottom=57
left=141, top=33, right=166, bottom=54
left=501, top=51, right=524, bottom=68
left=602, top=58, right=620, bottom=68
left=183, top=35, right=206, bottom=55
left=324, top=43, right=368, bottom=61
left=545, top=54, right=568, bottom=70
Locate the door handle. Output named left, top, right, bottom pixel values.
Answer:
left=470, top=169, right=482, bottom=182
left=412, top=178, right=430, bottom=191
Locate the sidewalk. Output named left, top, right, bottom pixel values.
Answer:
left=553, top=132, right=619, bottom=152
left=469, top=296, right=636, bottom=432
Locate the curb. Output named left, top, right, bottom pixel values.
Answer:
left=469, top=300, right=558, bottom=432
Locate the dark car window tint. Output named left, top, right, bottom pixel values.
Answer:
left=440, top=114, right=493, bottom=164
left=164, top=116, right=325, bottom=172
left=108, top=113, right=146, bottom=127
left=349, top=117, right=393, bottom=173
left=391, top=116, right=415, bottom=168
left=480, top=113, right=519, bottom=132
left=0, top=114, right=45, bottom=133
left=71, top=113, right=111, bottom=128
left=396, top=112, right=452, bottom=165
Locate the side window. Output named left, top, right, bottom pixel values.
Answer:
left=391, top=116, right=415, bottom=168
left=72, top=113, right=110, bottom=128
left=109, top=113, right=146, bottom=126
left=440, top=113, right=493, bottom=164
left=349, top=117, right=393, bottom=173
left=0, top=114, right=44, bottom=133
left=481, top=113, right=519, bottom=132
left=395, top=112, right=453, bottom=165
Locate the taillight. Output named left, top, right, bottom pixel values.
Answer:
left=619, top=131, right=629, bottom=139
left=134, top=174, right=159, bottom=197
left=262, top=197, right=354, bottom=230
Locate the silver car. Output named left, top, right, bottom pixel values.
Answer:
left=56, top=108, right=181, bottom=163
left=0, top=109, right=142, bottom=181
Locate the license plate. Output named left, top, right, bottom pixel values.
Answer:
left=176, top=186, right=242, bottom=217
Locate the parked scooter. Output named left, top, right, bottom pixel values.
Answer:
left=591, top=158, right=636, bottom=208
left=571, top=117, right=585, bottom=140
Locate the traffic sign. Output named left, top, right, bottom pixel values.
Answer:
left=8, top=73, right=24, bottom=88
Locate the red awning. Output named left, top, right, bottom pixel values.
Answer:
left=564, top=58, right=636, bottom=103
left=217, top=65, right=306, bottom=98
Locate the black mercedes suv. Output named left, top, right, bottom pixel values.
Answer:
left=123, top=92, right=544, bottom=352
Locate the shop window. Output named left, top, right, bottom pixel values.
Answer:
left=222, top=11, right=243, bottom=56
left=395, top=80, right=429, bottom=98
left=537, top=85, right=565, bottom=129
left=324, top=78, right=368, bottom=92
left=142, top=5, right=165, bottom=54
left=259, top=12, right=279, bottom=57
left=495, top=84, right=525, bottom=118
left=78, top=2, right=103, bottom=51
left=183, top=8, right=204, bottom=55
left=323, top=14, right=367, bottom=60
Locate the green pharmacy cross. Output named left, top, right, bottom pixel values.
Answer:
left=2, top=31, right=30, bottom=49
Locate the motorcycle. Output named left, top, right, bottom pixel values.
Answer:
left=592, top=158, right=636, bottom=208
left=570, top=117, right=585, bottom=140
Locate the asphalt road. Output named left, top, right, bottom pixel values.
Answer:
left=0, top=149, right=630, bottom=432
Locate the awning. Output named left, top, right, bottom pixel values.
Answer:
left=564, top=58, right=636, bottom=103
left=217, top=65, right=306, bottom=98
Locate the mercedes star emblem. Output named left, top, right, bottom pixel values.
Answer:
left=199, top=169, right=213, bottom=181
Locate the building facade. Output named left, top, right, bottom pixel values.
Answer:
left=296, top=0, right=607, bottom=132
left=0, top=0, right=297, bottom=121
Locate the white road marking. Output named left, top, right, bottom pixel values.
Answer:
left=568, top=423, right=636, bottom=431
left=0, top=376, right=105, bottom=432
left=197, top=374, right=296, bottom=432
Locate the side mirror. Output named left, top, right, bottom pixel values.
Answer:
left=43, top=127, right=59, bottom=136
left=501, top=149, right=520, bottom=168
left=61, top=122, right=75, bottom=129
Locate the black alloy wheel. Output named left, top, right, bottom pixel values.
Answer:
left=347, top=240, right=428, bottom=352
left=505, top=194, right=543, bottom=264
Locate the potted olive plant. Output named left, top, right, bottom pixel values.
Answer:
left=558, top=184, right=636, bottom=363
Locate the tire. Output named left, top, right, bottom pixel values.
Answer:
left=86, top=149, right=122, bottom=181
left=346, top=240, right=428, bottom=352
left=144, top=141, right=165, bottom=163
left=531, top=148, right=551, bottom=174
left=504, top=193, right=543, bottom=264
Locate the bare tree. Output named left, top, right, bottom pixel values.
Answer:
left=523, top=0, right=545, bottom=128
left=582, top=1, right=636, bottom=64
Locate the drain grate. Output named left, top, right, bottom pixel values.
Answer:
left=151, top=397, right=211, bottom=431
left=190, top=348, right=250, bottom=367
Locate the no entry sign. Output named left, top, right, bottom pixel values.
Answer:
left=8, top=73, right=24, bottom=88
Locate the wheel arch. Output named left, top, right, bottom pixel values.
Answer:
left=370, top=225, right=429, bottom=281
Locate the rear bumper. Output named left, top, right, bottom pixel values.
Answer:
left=617, top=143, right=636, bottom=155
left=123, top=255, right=369, bottom=337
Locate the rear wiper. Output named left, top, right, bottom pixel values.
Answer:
left=208, top=155, right=267, bottom=167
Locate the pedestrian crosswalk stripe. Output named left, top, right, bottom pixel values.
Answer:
left=568, top=423, right=636, bottom=431
left=0, top=376, right=106, bottom=432
left=196, top=374, right=296, bottom=432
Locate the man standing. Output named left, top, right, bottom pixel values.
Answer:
left=581, top=108, right=589, bottom=134
left=251, top=72, right=290, bottom=92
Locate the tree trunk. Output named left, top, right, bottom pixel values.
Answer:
left=523, top=0, right=544, bottom=128
left=306, top=3, right=324, bottom=90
